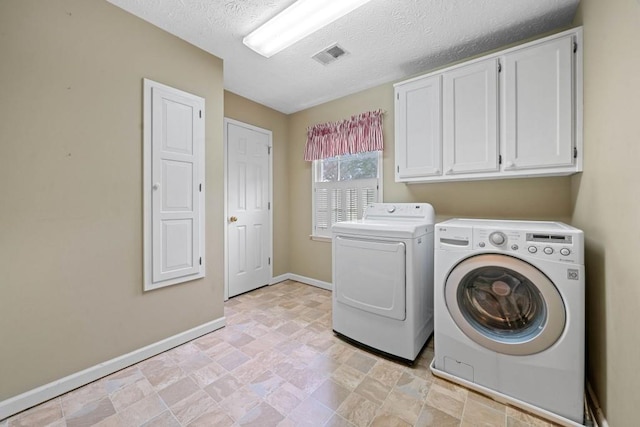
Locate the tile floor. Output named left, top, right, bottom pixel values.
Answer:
left=1, top=281, right=562, bottom=427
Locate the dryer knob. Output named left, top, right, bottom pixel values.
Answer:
left=489, top=232, right=506, bottom=246
left=560, top=248, right=571, bottom=256
left=386, top=205, right=396, bottom=213
left=544, top=247, right=554, bottom=255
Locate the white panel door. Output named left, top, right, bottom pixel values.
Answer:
left=503, top=35, right=574, bottom=170
left=443, top=58, right=499, bottom=175
left=226, top=120, right=272, bottom=298
left=144, top=79, right=204, bottom=291
left=395, top=75, right=442, bottom=180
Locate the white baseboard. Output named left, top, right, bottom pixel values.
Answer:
left=0, top=317, right=226, bottom=421
left=586, top=381, right=608, bottom=427
left=270, top=273, right=291, bottom=285
left=271, top=273, right=332, bottom=291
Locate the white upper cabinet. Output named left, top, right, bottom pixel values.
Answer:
left=395, top=75, right=442, bottom=180
left=503, top=36, right=574, bottom=171
left=394, top=27, right=582, bottom=183
left=443, top=58, right=499, bottom=175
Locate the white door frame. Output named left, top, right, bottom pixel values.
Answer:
left=223, top=118, right=273, bottom=300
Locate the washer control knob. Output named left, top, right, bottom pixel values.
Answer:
left=489, top=232, right=506, bottom=246
left=560, top=248, right=571, bottom=256
left=386, top=205, right=396, bottom=213
left=544, top=247, right=554, bottom=255
left=511, top=244, right=519, bottom=251
left=528, top=246, right=537, bottom=254
left=479, top=242, right=485, bottom=248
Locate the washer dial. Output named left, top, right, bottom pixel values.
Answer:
left=489, top=231, right=507, bottom=246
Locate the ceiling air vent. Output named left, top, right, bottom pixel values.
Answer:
left=312, top=44, right=349, bottom=66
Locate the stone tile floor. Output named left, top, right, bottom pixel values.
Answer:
left=1, top=281, right=561, bottom=426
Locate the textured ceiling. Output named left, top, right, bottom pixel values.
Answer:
left=106, top=0, right=580, bottom=114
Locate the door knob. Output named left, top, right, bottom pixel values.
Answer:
left=229, top=216, right=238, bottom=222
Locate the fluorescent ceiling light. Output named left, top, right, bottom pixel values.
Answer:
left=243, top=0, right=373, bottom=58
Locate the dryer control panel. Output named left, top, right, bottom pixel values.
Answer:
left=364, top=203, right=435, bottom=222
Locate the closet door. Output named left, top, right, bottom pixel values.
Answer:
left=226, top=119, right=272, bottom=298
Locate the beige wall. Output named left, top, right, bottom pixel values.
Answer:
left=0, top=0, right=224, bottom=400
left=571, top=1, right=640, bottom=425
left=288, top=84, right=572, bottom=283
left=224, top=92, right=290, bottom=277
left=3, top=1, right=635, bottom=424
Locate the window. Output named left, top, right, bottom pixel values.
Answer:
left=312, top=151, right=382, bottom=238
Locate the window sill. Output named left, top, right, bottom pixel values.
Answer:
left=310, top=235, right=332, bottom=243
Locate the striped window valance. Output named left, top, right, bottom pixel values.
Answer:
left=304, top=109, right=384, bottom=161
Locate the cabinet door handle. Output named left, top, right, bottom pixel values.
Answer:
left=445, top=168, right=453, bottom=175
left=505, top=161, right=515, bottom=169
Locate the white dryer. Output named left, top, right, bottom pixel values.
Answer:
left=432, top=219, right=585, bottom=426
left=332, top=203, right=435, bottom=362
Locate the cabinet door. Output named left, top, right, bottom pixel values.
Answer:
left=395, top=75, right=442, bottom=180
left=443, top=58, right=499, bottom=175
left=144, top=79, right=205, bottom=291
left=503, top=35, right=574, bottom=170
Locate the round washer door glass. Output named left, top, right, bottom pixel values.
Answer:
left=445, top=254, right=565, bottom=355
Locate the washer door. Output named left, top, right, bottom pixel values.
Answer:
left=445, top=254, right=565, bottom=356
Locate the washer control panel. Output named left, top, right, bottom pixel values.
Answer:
left=436, top=220, right=584, bottom=265
left=471, top=228, right=580, bottom=263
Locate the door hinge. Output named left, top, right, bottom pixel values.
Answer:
left=268, top=202, right=271, bottom=210
left=573, top=41, right=578, bottom=53
left=268, top=257, right=271, bottom=265
left=199, top=110, right=202, bottom=118
left=397, top=165, right=400, bottom=173
left=376, top=185, right=379, bottom=190
left=199, top=183, right=202, bottom=192
left=498, top=61, right=502, bottom=73
left=396, top=93, right=399, bottom=100
left=499, top=154, right=502, bottom=165
left=199, top=257, right=202, bottom=265
left=268, top=146, right=271, bottom=155
left=574, top=147, right=578, bottom=158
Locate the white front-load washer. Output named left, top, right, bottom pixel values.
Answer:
left=432, top=219, right=585, bottom=426
left=332, top=203, right=435, bottom=363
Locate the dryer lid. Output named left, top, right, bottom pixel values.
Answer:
left=332, top=203, right=435, bottom=238
left=331, top=220, right=433, bottom=238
